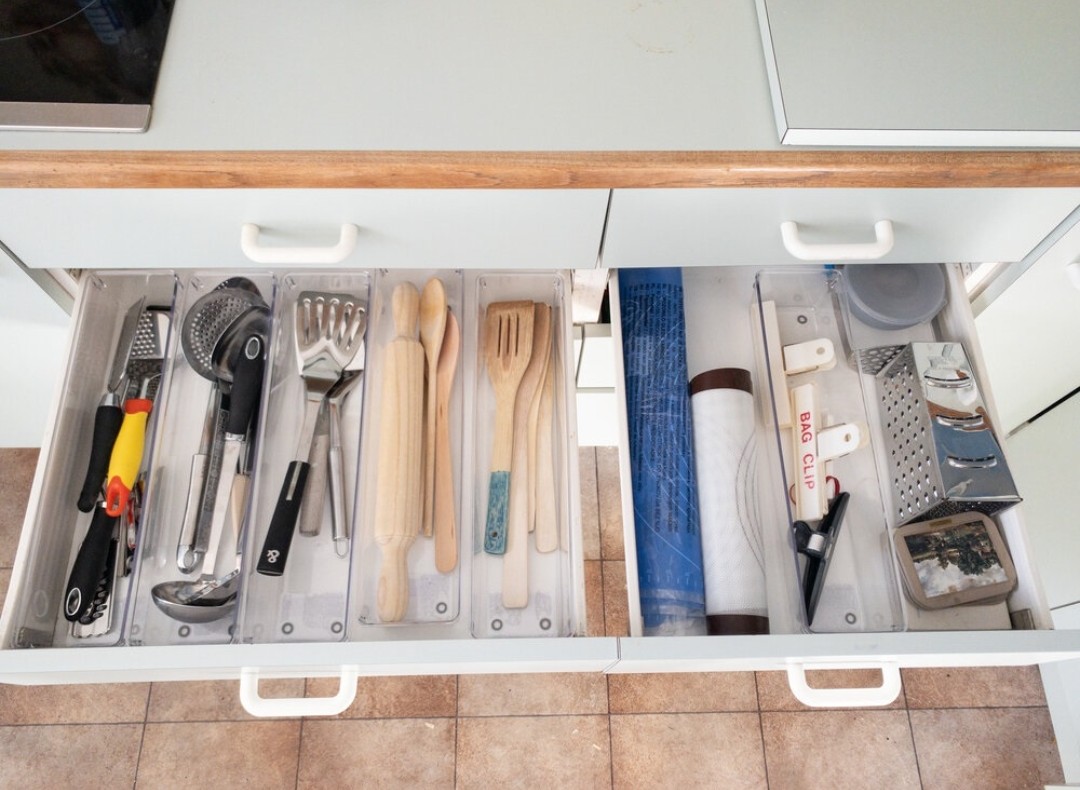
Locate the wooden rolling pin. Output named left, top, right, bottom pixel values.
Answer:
left=374, top=283, right=424, bottom=622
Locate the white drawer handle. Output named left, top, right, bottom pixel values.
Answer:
left=780, top=219, right=894, bottom=261
left=240, top=223, right=359, bottom=264
left=239, top=667, right=358, bottom=717
left=786, top=661, right=902, bottom=708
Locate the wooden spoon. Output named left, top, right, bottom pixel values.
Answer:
left=434, top=310, right=460, bottom=574
left=534, top=346, right=558, bottom=553
left=419, top=277, right=447, bottom=538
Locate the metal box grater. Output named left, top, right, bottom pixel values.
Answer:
left=872, top=342, right=1021, bottom=526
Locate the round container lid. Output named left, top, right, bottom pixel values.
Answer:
left=844, top=263, right=948, bottom=330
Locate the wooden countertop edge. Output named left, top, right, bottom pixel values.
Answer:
left=2, top=150, right=1080, bottom=188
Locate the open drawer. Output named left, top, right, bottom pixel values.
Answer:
left=0, top=267, right=617, bottom=717
left=609, top=264, right=1080, bottom=707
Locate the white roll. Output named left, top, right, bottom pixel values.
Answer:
left=690, top=369, right=768, bottom=635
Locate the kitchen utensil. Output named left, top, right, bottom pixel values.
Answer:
left=77, top=297, right=146, bottom=512
left=482, top=300, right=534, bottom=555
left=151, top=333, right=264, bottom=623
left=844, top=263, right=947, bottom=331
left=374, top=283, right=424, bottom=622
left=434, top=310, right=460, bottom=574
left=525, top=305, right=552, bottom=533
left=176, top=388, right=221, bottom=571
left=328, top=368, right=364, bottom=557
left=534, top=330, right=558, bottom=553
left=503, top=302, right=551, bottom=608
left=63, top=504, right=120, bottom=623
left=298, top=407, right=331, bottom=538
left=257, top=291, right=366, bottom=575
left=419, top=277, right=448, bottom=538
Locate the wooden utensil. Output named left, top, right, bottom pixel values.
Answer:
left=374, top=283, right=424, bottom=622
left=535, top=344, right=559, bottom=553
left=482, top=300, right=534, bottom=555
left=419, top=277, right=447, bottom=538
left=434, top=310, right=460, bottom=574
left=526, top=307, right=553, bottom=533
left=503, top=303, right=551, bottom=608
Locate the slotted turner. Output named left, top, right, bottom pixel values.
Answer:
left=482, top=300, right=534, bottom=555
left=257, top=291, right=367, bottom=575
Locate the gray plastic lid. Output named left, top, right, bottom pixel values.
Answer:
left=843, top=263, right=948, bottom=330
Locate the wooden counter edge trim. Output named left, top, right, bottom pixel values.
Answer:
left=2, top=150, right=1080, bottom=189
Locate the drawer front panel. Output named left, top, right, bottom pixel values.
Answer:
left=603, top=189, right=1080, bottom=268
left=0, top=189, right=608, bottom=271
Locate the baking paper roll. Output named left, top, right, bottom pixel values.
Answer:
left=690, top=369, right=768, bottom=635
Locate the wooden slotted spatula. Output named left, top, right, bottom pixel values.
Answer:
left=482, top=300, right=534, bottom=555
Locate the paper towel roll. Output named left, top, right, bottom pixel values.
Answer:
left=690, top=369, right=768, bottom=635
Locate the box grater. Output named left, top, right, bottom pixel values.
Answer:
left=872, top=342, right=1021, bottom=526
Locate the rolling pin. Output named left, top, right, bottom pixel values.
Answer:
left=374, top=283, right=425, bottom=622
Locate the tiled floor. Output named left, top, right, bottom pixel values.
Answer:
left=0, top=447, right=1066, bottom=789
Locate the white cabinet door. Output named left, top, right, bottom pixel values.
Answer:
left=603, top=189, right=1080, bottom=268
left=756, top=0, right=1080, bottom=146
left=0, top=190, right=609, bottom=271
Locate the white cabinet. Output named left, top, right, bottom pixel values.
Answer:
left=0, top=190, right=609, bottom=272
left=755, top=0, right=1080, bottom=147
left=603, top=188, right=1080, bottom=268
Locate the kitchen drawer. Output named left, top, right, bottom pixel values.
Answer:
left=603, top=189, right=1080, bottom=268
left=976, top=214, right=1080, bottom=433
left=609, top=264, right=1080, bottom=704
left=0, top=267, right=616, bottom=715
left=0, top=189, right=608, bottom=271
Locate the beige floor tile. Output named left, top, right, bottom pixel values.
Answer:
left=147, top=678, right=305, bottom=721
left=0, top=448, right=37, bottom=568
left=299, top=718, right=455, bottom=789
left=0, top=723, right=141, bottom=789
left=138, top=721, right=300, bottom=789
left=910, top=707, right=1064, bottom=790
left=609, top=672, right=758, bottom=713
left=585, top=560, right=606, bottom=637
left=306, top=674, right=456, bottom=719
left=602, top=560, right=630, bottom=636
left=761, top=710, right=921, bottom=790
left=457, top=714, right=611, bottom=789
left=902, top=665, right=1047, bottom=708
left=579, top=446, right=601, bottom=560
left=756, top=669, right=906, bottom=711
left=0, top=682, right=149, bottom=725
left=596, top=447, right=625, bottom=560
left=458, top=672, right=607, bottom=716
left=611, top=712, right=765, bottom=789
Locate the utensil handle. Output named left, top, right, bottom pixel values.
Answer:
left=503, top=422, right=530, bottom=609
left=176, top=452, right=208, bottom=572
left=328, top=402, right=348, bottom=551
left=77, top=403, right=123, bottom=512
left=433, top=395, right=457, bottom=573
left=298, top=421, right=329, bottom=537
left=104, top=399, right=151, bottom=517
left=483, top=399, right=516, bottom=554
left=257, top=461, right=310, bottom=576
left=63, top=505, right=118, bottom=622
left=377, top=536, right=412, bottom=622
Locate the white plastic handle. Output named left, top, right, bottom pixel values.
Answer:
left=780, top=219, right=894, bottom=261
left=786, top=662, right=902, bottom=708
left=239, top=667, right=358, bottom=717
left=240, top=223, right=359, bottom=264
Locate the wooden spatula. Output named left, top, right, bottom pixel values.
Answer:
left=503, top=303, right=551, bottom=608
left=534, top=344, right=559, bottom=553
left=526, top=306, right=553, bottom=533
left=482, top=300, right=534, bottom=555
left=433, top=310, right=460, bottom=574
left=419, top=277, right=447, bottom=538
left=374, top=283, right=424, bottom=622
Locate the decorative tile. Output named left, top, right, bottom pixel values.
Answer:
left=0, top=448, right=37, bottom=568
left=761, top=710, right=921, bottom=790
left=902, top=665, right=1047, bottom=709
left=305, top=674, right=456, bottom=719
left=147, top=679, right=305, bottom=722
left=457, top=715, right=610, bottom=789
left=609, top=672, right=758, bottom=713
left=756, top=669, right=906, bottom=711
left=602, top=560, right=630, bottom=637
left=299, top=718, right=455, bottom=789
left=596, top=447, right=625, bottom=560
left=585, top=560, right=606, bottom=637
left=0, top=723, right=141, bottom=788
left=910, top=707, right=1064, bottom=790
left=458, top=672, right=607, bottom=717
left=137, top=721, right=300, bottom=789
left=611, top=712, right=765, bottom=789
left=579, top=446, right=601, bottom=560
left=0, top=682, right=149, bottom=725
